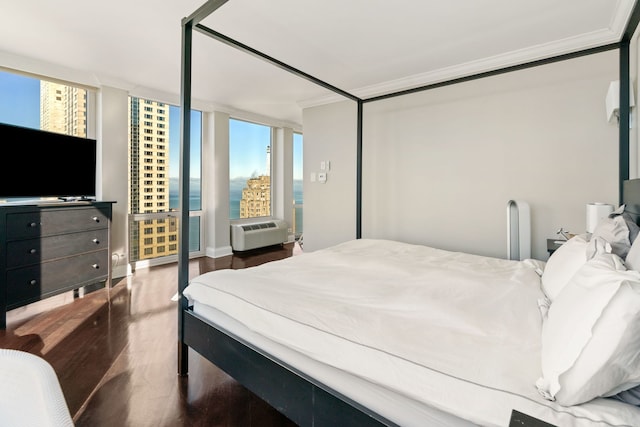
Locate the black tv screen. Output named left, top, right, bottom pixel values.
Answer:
left=0, top=122, right=97, bottom=199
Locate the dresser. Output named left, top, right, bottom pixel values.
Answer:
left=0, top=201, right=114, bottom=328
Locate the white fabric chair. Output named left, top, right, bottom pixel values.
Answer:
left=0, top=349, right=74, bottom=427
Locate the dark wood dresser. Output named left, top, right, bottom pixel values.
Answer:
left=0, top=201, right=114, bottom=328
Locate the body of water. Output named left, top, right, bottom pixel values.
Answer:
left=170, top=179, right=303, bottom=235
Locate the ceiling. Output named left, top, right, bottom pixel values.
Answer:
left=0, top=0, right=637, bottom=127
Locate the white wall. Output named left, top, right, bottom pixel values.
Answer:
left=96, top=86, right=129, bottom=278
left=302, top=101, right=358, bottom=252
left=272, top=127, right=295, bottom=241
left=204, top=111, right=233, bottom=258
left=302, top=50, right=619, bottom=260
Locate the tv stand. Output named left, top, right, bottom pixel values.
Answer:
left=0, top=201, right=114, bottom=328
left=57, top=196, right=96, bottom=202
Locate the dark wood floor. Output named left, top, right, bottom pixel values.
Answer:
left=0, top=243, right=301, bottom=427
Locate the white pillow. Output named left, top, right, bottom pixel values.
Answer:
left=536, top=253, right=640, bottom=406
left=541, top=234, right=588, bottom=301
left=586, top=215, right=632, bottom=260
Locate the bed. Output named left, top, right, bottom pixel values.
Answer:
left=176, top=2, right=640, bottom=426
left=181, top=214, right=640, bottom=426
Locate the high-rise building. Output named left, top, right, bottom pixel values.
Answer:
left=240, top=145, right=271, bottom=218
left=240, top=175, right=271, bottom=218
left=40, top=81, right=86, bottom=137
left=128, top=97, right=177, bottom=260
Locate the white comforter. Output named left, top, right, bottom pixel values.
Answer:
left=184, top=239, right=640, bottom=426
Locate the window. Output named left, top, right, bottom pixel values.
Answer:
left=0, top=70, right=93, bottom=203
left=229, top=118, right=272, bottom=220
left=293, top=132, right=303, bottom=239
left=0, top=69, right=90, bottom=137
left=128, top=96, right=202, bottom=264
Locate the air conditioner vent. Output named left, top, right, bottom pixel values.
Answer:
left=231, top=220, right=288, bottom=251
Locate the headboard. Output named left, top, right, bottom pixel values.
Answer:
left=623, top=179, right=640, bottom=223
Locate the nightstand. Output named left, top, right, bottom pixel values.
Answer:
left=546, top=239, right=566, bottom=256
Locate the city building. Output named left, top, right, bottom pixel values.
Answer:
left=240, top=145, right=271, bottom=218
left=240, top=175, right=271, bottom=218
left=40, top=81, right=86, bottom=137
left=128, top=97, right=177, bottom=260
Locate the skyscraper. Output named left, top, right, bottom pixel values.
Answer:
left=240, top=145, right=271, bottom=218
left=40, top=81, right=86, bottom=137
left=240, top=175, right=271, bottom=218
left=128, top=97, right=177, bottom=260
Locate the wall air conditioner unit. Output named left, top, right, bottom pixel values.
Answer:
left=230, top=219, right=288, bottom=252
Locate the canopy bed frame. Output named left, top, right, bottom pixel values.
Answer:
left=177, top=2, right=640, bottom=426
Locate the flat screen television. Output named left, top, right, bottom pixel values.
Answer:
left=0, top=122, right=97, bottom=200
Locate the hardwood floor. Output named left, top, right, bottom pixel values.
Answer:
left=0, top=243, right=301, bottom=427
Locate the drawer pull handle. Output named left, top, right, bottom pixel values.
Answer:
left=28, top=222, right=38, bottom=228
left=29, top=280, right=37, bottom=286
left=92, top=238, right=100, bottom=244
left=92, top=264, right=100, bottom=269
left=29, top=248, right=37, bottom=254
left=91, top=216, right=100, bottom=223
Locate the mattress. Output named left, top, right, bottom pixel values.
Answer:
left=183, top=238, right=640, bottom=426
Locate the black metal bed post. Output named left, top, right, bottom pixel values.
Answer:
left=177, top=17, right=193, bottom=377
left=190, top=23, right=364, bottom=240
left=619, top=2, right=640, bottom=203
left=620, top=41, right=631, bottom=205
left=356, top=100, right=363, bottom=239
left=178, top=0, right=231, bottom=377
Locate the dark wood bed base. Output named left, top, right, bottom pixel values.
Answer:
left=182, top=304, right=560, bottom=426
left=182, top=308, right=396, bottom=426
left=176, top=1, right=640, bottom=425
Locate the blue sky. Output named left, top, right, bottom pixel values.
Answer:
left=168, top=105, right=202, bottom=180
left=0, top=69, right=302, bottom=181
left=0, top=71, right=40, bottom=127
left=229, top=118, right=271, bottom=179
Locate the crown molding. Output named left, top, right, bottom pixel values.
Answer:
left=299, top=27, right=623, bottom=109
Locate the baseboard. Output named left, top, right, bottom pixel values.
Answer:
left=206, top=245, right=233, bottom=259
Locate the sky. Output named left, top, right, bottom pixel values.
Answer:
left=168, top=105, right=202, bottom=180
left=0, top=69, right=303, bottom=181
left=229, top=118, right=271, bottom=179
left=0, top=71, right=40, bottom=127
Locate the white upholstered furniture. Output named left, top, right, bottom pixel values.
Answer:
left=0, top=349, right=74, bottom=427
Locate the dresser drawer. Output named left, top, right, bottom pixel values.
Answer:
left=6, top=250, right=109, bottom=307
left=6, top=207, right=109, bottom=240
left=6, top=229, right=109, bottom=268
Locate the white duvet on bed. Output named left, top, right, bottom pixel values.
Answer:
left=183, top=238, right=640, bottom=426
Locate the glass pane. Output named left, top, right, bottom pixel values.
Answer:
left=0, top=69, right=88, bottom=137
left=293, top=132, right=303, bottom=239
left=0, top=70, right=93, bottom=203
left=129, top=97, right=201, bottom=214
left=130, top=216, right=180, bottom=261
left=128, top=96, right=202, bottom=262
left=189, top=216, right=201, bottom=252
left=169, top=107, right=202, bottom=212
left=229, top=118, right=272, bottom=219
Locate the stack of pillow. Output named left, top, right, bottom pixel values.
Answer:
left=536, top=205, right=640, bottom=406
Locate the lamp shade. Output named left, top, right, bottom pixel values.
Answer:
left=586, top=203, right=614, bottom=234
